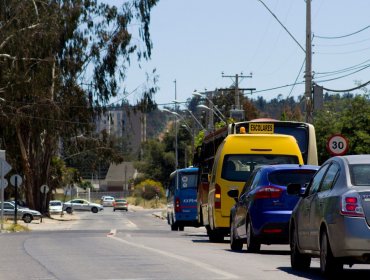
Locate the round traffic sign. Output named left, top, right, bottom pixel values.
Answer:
left=0, top=178, right=8, bottom=189
left=10, top=174, right=23, bottom=187
left=326, top=134, right=349, bottom=156
left=40, top=184, right=49, bottom=194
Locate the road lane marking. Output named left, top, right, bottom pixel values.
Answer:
left=108, top=235, right=238, bottom=279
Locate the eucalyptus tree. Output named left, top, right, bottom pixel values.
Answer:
left=0, top=0, right=158, bottom=209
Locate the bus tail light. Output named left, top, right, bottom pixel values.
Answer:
left=175, top=197, right=181, bottom=213
left=215, top=184, right=221, bottom=209
left=255, top=186, right=282, bottom=200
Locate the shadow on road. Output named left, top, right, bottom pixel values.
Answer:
left=279, top=266, right=370, bottom=279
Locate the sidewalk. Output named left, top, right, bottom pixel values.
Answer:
left=22, top=212, right=79, bottom=231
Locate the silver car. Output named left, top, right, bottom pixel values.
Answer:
left=288, top=155, right=370, bottom=276
left=63, top=199, right=103, bottom=214
left=0, top=201, right=42, bottom=223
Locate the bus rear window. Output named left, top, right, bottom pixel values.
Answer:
left=221, top=154, right=300, bottom=182
left=179, top=173, right=198, bottom=188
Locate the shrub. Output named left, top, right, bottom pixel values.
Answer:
left=133, top=179, right=165, bottom=200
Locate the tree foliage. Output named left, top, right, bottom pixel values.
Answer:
left=314, top=94, right=370, bottom=163
left=0, top=0, right=158, bottom=210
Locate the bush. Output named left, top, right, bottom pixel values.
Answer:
left=133, top=179, right=165, bottom=200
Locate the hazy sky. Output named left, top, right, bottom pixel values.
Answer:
left=109, top=0, right=370, bottom=108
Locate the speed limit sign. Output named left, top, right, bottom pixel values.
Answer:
left=327, top=134, right=349, bottom=156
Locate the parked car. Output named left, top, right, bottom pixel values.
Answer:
left=113, top=198, right=128, bottom=211
left=0, top=201, right=42, bottom=223
left=63, top=199, right=103, bottom=214
left=100, top=196, right=115, bottom=207
left=288, top=155, right=370, bottom=276
left=227, top=164, right=319, bottom=252
left=49, top=200, right=63, bottom=214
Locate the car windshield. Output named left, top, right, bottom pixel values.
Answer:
left=116, top=199, right=126, bottom=202
left=268, top=169, right=317, bottom=186
left=50, top=201, right=62, bottom=206
left=350, top=164, right=370, bottom=186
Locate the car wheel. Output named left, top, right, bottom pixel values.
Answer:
left=246, top=218, right=260, bottom=253
left=320, top=230, right=342, bottom=276
left=66, top=207, right=72, bottom=214
left=171, top=223, right=179, bottom=231
left=230, top=218, right=243, bottom=251
left=290, top=223, right=311, bottom=270
left=179, top=225, right=184, bottom=231
left=113, top=209, right=116, bottom=212
left=91, top=207, right=98, bottom=213
left=22, top=214, right=33, bottom=223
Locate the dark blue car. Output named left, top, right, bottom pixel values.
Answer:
left=227, top=164, right=319, bottom=252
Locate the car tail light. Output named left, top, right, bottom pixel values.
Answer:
left=254, top=186, right=282, bottom=200
left=215, top=184, right=221, bottom=209
left=340, top=192, right=364, bottom=217
left=175, top=197, right=181, bottom=213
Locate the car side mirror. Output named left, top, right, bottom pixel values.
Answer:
left=287, top=183, right=303, bottom=196
left=227, top=189, right=239, bottom=203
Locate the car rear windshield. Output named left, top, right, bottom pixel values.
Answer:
left=115, top=199, right=126, bottom=202
left=50, top=201, right=62, bottom=206
left=350, top=164, right=370, bottom=186
left=268, top=170, right=317, bottom=186
left=222, top=154, right=300, bottom=182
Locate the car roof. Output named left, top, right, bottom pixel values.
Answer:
left=336, top=155, right=370, bottom=165
left=256, top=164, right=320, bottom=172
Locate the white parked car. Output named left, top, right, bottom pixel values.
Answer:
left=49, top=200, right=63, bottom=214
left=63, top=199, right=103, bottom=214
left=100, top=196, right=115, bottom=207
left=0, top=201, right=42, bottom=223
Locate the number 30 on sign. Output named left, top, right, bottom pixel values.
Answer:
left=326, top=134, right=349, bottom=156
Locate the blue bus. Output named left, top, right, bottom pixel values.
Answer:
left=166, top=167, right=200, bottom=231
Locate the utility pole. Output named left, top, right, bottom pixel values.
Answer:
left=222, top=72, right=252, bottom=121
left=305, top=0, right=313, bottom=123
left=174, top=79, right=178, bottom=170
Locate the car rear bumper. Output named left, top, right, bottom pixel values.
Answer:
left=328, top=216, right=370, bottom=260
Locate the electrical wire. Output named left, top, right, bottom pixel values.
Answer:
left=315, top=25, right=370, bottom=39
left=320, top=80, right=370, bottom=93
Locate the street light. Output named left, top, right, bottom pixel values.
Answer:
left=162, top=108, right=179, bottom=169
left=197, top=104, right=226, bottom=124
left=192, top=91, right=227, bottom=121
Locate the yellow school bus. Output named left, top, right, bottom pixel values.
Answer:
left=202, top=133, right=303, bottom=242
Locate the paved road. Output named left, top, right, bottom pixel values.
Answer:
left=1, top=205, right=369, bottom=280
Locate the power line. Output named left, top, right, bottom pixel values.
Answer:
left=320, top=80, right=370, bottom=93
left=315, top=25, right=370, bottom=39
left=257, top=0, right=305, bottom=53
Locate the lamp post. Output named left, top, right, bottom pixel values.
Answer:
left=197, top=104, right=226, bottom=124
left=162, top=108, right=179, bottom=169
left=192, top=91, right=227, bottom=121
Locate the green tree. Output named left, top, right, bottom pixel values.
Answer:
left=0, top=0, right=158, bottom=210
left=314, top=94, right=370, bottom=163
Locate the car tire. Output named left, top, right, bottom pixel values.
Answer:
left=290, top=223, right=311, bottom=270
left=91, top=207, right=98, bottom=213
left=22, top=214, right=33, bottom=223
left=179, top=225, right=184, bottom=231
left=230, top=218, right=243, bottom=251
left=66, top=207, right=72, bottom=214
left=171, top=223, right=179, bottom=231
left=246, top=218, right=260, bottom=253
left=320, top=230, right=343, bottom=276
